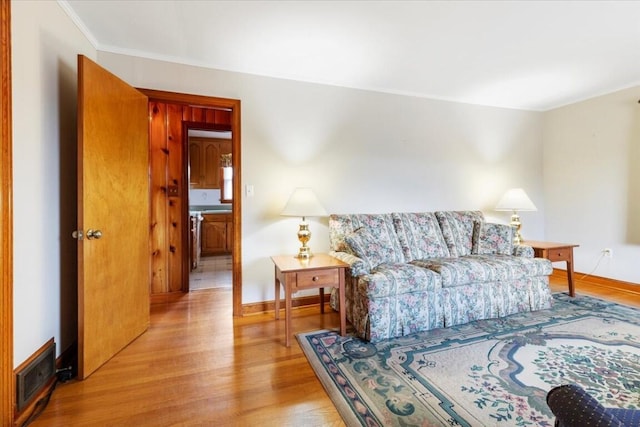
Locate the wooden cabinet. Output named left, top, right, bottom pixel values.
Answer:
left=201, top=213, right=233, bottom=255
left=189, top=137, right=231, bottom=189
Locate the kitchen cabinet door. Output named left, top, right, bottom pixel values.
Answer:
left=189, top=140, right=204, bottom=188
left=201, top=214, right=230, bottom=255
left=201, top=139, right=221, bottom=188
left=189, top=137, right=229, bottom=189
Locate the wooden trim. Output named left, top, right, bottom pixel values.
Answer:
left=150, top=291, right=187, bottom=305
left=137, top=88, right=238, bottom=110
left=137, top=89, right=242, bottom=317
left=551, top=268, right=640, bottom=295
left=242, top=294, right=330, bottom=316
left=230, top=102, right=242, bottom=317
left=1, top=0, right=13, bottom=424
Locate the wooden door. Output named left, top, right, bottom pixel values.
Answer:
left=77, top=55, right=150, bottom=379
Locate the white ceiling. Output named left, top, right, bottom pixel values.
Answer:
left=60, top=0, right=640, bottom=111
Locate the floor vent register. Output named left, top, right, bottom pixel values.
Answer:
left=15, top=339, right=56, bottom=411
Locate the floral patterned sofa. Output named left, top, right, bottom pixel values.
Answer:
left=329, top=211, right=554, bottom=342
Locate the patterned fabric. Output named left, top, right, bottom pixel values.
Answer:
left=329, top=213, right=398, bottom=252
left=358, top=263, right=442, bottom=297
left=546, top=384, right=633, bottom=427
left=411, top=255, right=553, bottom=287
left=392, top=212, right=450, bottom=261
left=354, top=264, right=443, bottom=341
left=300, top=294, right=640, bottom=427
left=329, top=213, right=404, bottom=266
left=608, top=409, right=640, bottom=426
left=441, top=277, right=553, bottom=327
left=328, top=250, right=369, bottom=277
left=328, top=210, right=554, bottom=341
left=344, top=227, right=400, bottom=271
left=514, top=244, right=535, bottom=258
left=364, top=290, right=444, bottom=342
left=435, top=211, right=485, bottom=257
left=472, top=221, right=514, bottom=255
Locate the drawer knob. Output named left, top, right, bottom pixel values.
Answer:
left=312, top=276, right=319, bottom=282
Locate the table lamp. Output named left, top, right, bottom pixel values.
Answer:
left=495, top=188, right=537, bottom=245
left=281, top=187, right=327, bottom=259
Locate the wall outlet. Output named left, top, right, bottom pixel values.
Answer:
left=603, top=248, right=613, bottom=258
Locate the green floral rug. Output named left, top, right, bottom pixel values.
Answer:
left=298, top=293, right=640, bottom=426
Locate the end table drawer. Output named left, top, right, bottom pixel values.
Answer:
left=548, top=247, right=571, bottom=262
left=296, top=269, right=339, bottom=289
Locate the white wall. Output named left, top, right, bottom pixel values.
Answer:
left=12, top=1, right=96, bottom=365
left=543, top=86, right=640, bottom=284
left=98, top=52, right=547, bottom=305
left=12, top=1, right=552, bottom=367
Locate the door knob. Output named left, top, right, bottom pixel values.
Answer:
left=86, top=229, right=103, bottom=240
left=72, top=230, right=83, bottom=240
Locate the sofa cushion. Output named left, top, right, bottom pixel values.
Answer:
left=411, top=255, right=552, bottom=287
left=392, top=212, right=450, bottom=261
left=344, top=227, right=403, bottom=270
left=329, top=213, right=401, bottom=254
left=435, top=211, right=484, bottom=257
left=472, top=221, right=514, bottom=255
left=357, top=263, right=442, bottom=297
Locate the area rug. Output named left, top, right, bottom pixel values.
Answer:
left=298, top=293, right=640, bottom=426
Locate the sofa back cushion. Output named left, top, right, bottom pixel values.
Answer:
left=392, top=212, right=450, bottom=261
left=472, top=221, right=514, bottom=255
left=344, top=227, right=401, bottom=271
left=329, top=214, right=404, bottom=268
left=434, top=211, right=485, bottom=257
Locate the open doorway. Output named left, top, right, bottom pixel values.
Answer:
left=139, top=88, right=242, bottom=316
left=187, top=128, right=233, bottom=291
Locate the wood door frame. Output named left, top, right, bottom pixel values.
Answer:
left=1, top=0, right=13, bottom=423
left=138, top=89, right=242, bottom=317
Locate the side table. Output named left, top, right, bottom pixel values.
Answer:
left=525, top=241, right=579, bottom=297
left=271, top=253, right=348, bottom=347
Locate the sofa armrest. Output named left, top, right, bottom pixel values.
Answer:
left=329, top=251, right=369, bottom=276
left=513, top=244, right=534, bottom=258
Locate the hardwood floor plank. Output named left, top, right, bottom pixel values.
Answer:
left=30, top=289, right=344, bottom=426
left=29, top=274, right=639, bottom=426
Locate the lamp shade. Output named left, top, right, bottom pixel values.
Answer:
left=495, top=188, right=537, bottom=211
left=281, top=188, right=327, bottom=218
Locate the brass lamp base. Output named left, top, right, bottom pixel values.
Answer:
left=295, top=218, right=313, bottom=259
left=296, top=246, right=312, bottom=259
left=510, top=212, right=523, bottom=245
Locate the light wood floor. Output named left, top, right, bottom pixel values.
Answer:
left=29, top=274, right=640, bottom=426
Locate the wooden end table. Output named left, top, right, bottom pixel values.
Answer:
left=525, top=241, right=579, bottom=297
left=271, top=253, right=348, bottom=347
